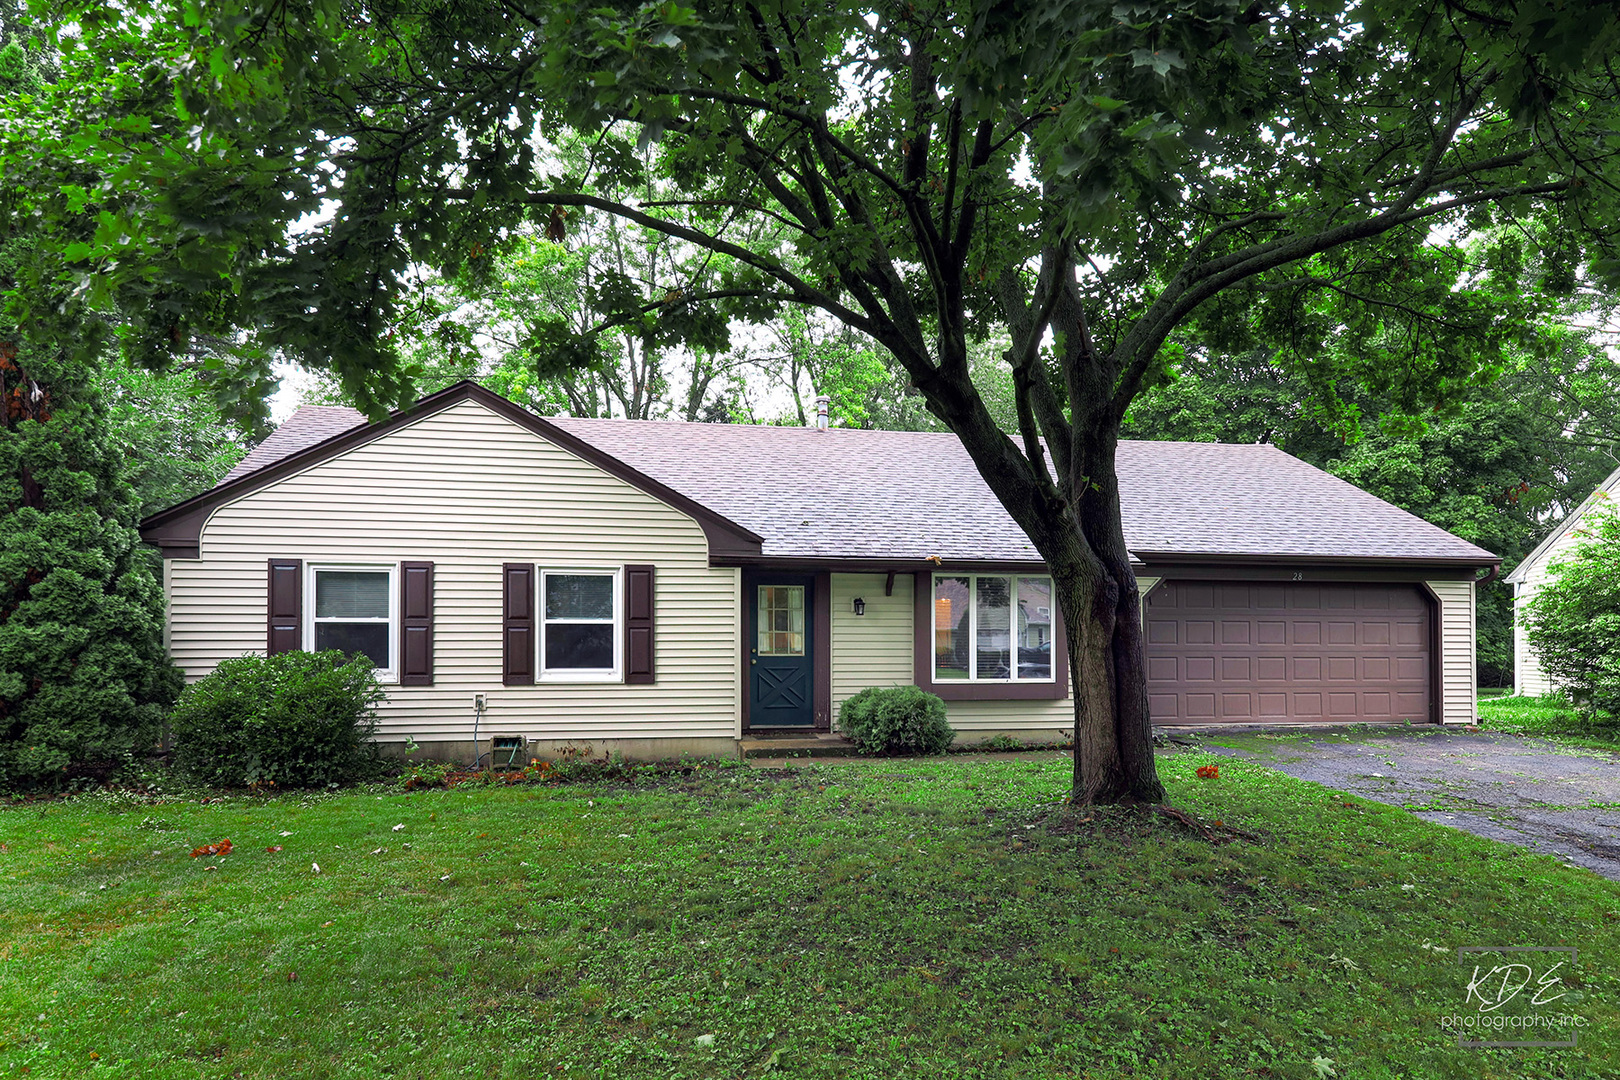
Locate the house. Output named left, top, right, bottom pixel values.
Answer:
left=1503, top=464, right=1620, bottom=695
left=140, top=381, right=1498, bottom=760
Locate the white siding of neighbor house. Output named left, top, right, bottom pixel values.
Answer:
left=1511, top=494, right=1614, bottom=696
left=1426, top=578, right=1477, bottom=725
left=1513, top=591, right=1553, bottom=697
left=167, top=398, right=741, bottom=744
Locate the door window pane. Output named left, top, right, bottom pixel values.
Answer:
left=933, top=576, right=970, bottom=679
left=315, top=571, right=390, bottom=618
left=545, top=574, right=615, bottom=620
left=757, top=586, right=805, bottom=656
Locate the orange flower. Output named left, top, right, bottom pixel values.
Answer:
left=1196, top=765, right=1220, bottom=779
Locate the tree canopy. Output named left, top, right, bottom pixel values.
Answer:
left=27, top=0, right=1620, bottom=801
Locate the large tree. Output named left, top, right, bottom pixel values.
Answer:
left=67, top=0, right=1620, bottom=802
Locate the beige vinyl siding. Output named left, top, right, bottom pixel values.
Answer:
left=1137, top=576, right=1160, bottom=624
left=827, top=570, right=1074, bottom=733
left=167, top=398, right=740, bottom=743
left=1425, top=578, right=1476, bottom=725
left=829, top=573, right=914, bottom=726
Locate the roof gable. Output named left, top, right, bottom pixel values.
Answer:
left=139, top=383, right=764, bottom=560
left=1503, top=463, right=1620, bottom=584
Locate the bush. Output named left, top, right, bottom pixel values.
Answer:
left=169, top=650, right=384, bottom=788
left=838, top=686, right=954, bottom=755
left=1523, top=502, right=1620, bottom=720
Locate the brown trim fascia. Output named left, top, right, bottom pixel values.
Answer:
left=1138, top=562, right=1482, bottom=583
left=912, top=570, right=1069, bottom=702
left=1418, top=582, right=1446, bottom=725
left=717, top=552, right=1499, bottom=576
left=713, top=554, right=1050, bottom=573
left=1133, top=551, right=1500, bottom=571
left=814, top=571, right=832, bottom=731
left=139, top=381, right=764, bottom=561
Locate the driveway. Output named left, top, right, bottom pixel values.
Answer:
left=1197, top=728, right=1620, bottom=880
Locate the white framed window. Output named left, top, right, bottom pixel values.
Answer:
left=539, top=568, right=622, bottom=681
left=932, top=573, right=1055, bottom=683
left=306, top=563, right=398, bottom=683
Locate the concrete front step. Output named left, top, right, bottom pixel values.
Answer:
left=739, top=733, right=856, bottom=758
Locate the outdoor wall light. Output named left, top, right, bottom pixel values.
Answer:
left=852, top=597, right=866, bottom=616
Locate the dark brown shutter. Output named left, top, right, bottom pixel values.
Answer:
left=502, top=562, right=534, bottom=686
left=400, top=562, right=434, bottom=686
left=266, top=558, right=302, bottom=656
left=625, top=564, right=655, bottom=685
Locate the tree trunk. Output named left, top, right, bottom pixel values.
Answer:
left=925, top=374, right=1165, bottom=805
left=1049, top=436, right=1165, bottom=805
left=1069, top=424, right=1162, bottom=804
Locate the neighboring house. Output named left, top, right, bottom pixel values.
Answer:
left=1503, top=464, right=1620, bottom=696
left=140, top=381, right=1499, bottom=760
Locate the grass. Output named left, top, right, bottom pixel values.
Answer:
left=3, top=756, right=1619, bottom=1079
left=1477, top=694, right=1620, bottom=748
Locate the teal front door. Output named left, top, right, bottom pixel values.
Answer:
left=746, top=572, right=815, bottom=728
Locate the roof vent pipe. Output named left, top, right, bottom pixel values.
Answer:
left=814, top=395, right=830, bottom=430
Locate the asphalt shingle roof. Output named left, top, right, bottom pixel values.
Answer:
left=224, top=402, right=1497, bottom=565
left=220, top=405, right=368, bottom=484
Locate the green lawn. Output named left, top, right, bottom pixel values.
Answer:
left=2, top=756, right=1617, bottom=1079
left=1478, top=694, right=1620, bottom=748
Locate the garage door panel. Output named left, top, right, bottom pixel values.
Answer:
left=1184, top=583, right=1215, bottom=607
left=1253, top=585, right=1288, bottom=609
left=1328, top=692, right=1359, bottom=716
left=1149, top=693, right=1180, bottom=717
left=1145, top=581, right=1431, bottom=725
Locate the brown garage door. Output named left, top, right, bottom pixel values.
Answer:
left=1144, top=581, right=1431, bottom=724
